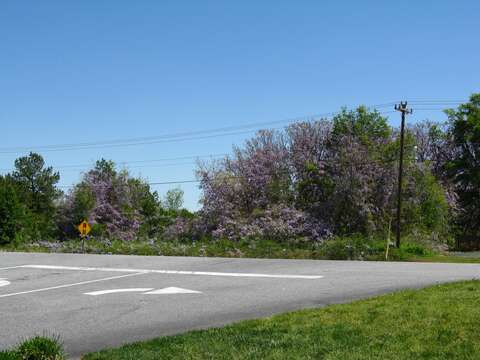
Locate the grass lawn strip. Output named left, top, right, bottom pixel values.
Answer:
left=83, top=280, right=480, bottom=360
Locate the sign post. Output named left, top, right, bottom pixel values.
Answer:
left=77, top=220, right=91, bottom=253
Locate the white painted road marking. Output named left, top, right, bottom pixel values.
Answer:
left=20, top=265, right=324, bottom=279
left=0, top=266, right=25, bottom=271
left=0, top=272, right=145, bottom=299
left=144, top=287, right=202, bottom=295
left=0, top=278, right=10, bottom=287
left=84, top=287, right=202, bottom=296
left=85, top=288, right=154, bottom=296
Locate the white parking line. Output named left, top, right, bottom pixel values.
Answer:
left=0, top=265, right=25, bottom=271
left=0, top=272, right=145, bottom=299
left=20, top=264, right=324, bottom=279
left=22, top=265, right=323, bottom=280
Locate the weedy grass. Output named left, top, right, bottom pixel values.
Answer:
left=0, top=336, right=64, bottom=360
left=2, top=235, right=480, bottom=264
left=83, top=281, right=480, bottom=360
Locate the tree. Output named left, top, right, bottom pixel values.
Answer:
left=445, top=94, right=480, bottom=238
left=163, top=188, right=184, bottom=212
left=401, top=164, right=449, bottom=236
left=197, top=105, right=452, bottom=243
left=410, top=120, right=454, bottom=180
left=11, top=152, right=61, bottom=237
left=332, top=106, right=391, bottom=148
left=325, top=107, right=395, bottom=234
left=12, top=152, right=61, bottom=212
left=139, top=190, right=161, bottom=237
left=56, top=183, right=96, bottom=239
left=0, top=176, right=29, bottom=244
left=58, top=159, right=164, bottom=240
left=71, top=183, right=96, bottom=223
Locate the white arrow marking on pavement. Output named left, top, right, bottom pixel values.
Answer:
left=85, top=288, right=153, bottom=296
left=84, top=287, right=202, bottom=296
left=0, top=278, right=10, bottom=287
left=144, top=287, right=202, bottom=295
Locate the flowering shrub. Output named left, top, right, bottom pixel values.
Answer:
left=211, top=205, right=331, bottom=243
left=196, top=107, right=451, bottom=243
left=58, top=160, right=145, bottom=240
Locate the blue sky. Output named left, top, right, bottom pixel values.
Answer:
left=1, top=1, right=478, bottom=209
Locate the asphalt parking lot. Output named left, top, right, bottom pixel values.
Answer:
left=1, top=252, right=479, bottom=358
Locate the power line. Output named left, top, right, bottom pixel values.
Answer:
left=0, top=107, right=458, bottom=175
left=0, top=153, right=227, bottom=172
left=149, top=180, right=201, bottom=186
left=57, top=179, right=201, bottom=189
left=0, top=112, right=338, bottom=154
left=0, top=129, right=261, bottom=154
left=56, top=153, right=422, bottom=190
left=406, top=99, right=466, bottom=103
left=0, top=109, right=402, bottom=172
left=1, top=100, right=462, bottom=154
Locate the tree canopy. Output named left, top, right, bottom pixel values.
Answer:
left=1, top=97, right=480, bottom=247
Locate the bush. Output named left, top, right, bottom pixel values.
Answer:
left=318, top=235, right=434, bottom=261
left=0, top=351, right=18, bottom=360
left=0, top=336, right=64, bottom=360
left=318, top=235, right=384, bottom=260
left=401, top=165, right=450, bottom=237
left=90, top=223, right=107, bottom=237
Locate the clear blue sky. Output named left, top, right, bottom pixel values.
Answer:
left=1, top=1, right=478, bottom=209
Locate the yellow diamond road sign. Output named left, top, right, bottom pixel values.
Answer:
left=78, top=220, right=91, bottom=237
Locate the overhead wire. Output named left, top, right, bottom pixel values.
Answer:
left=0, top=153, right=228, bottom=173
left=0, top=112, right=338, bottom=154
left=0, top=99, right=461, bottom=154
left=0, top=108, right=403, bottom=172
left=56, top=153, right=423, bottom=190
left=2, top=99, right=469, bottom=189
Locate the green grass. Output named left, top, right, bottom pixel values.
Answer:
left=83, top=281, right=480, bottom=360
left=0, top=336, right=64, bottom=360
left=407, top=254, right=480, bottom=264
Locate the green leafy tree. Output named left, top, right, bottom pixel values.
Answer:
left=56, top=183, right=96, bottom=239
left=128, top=178, right=161, bottom=237
left=138, top=190, right=161, bottom=237
left=163, top=188, right=184, bottom=212
left=92, top=159, right=116, bottom=181
left=71, top=183, right=96, bottom=224
left=445, top=94, right=480, bottom=238
left=332, top=106, right=391, bottom=148
left=0, top=176, right=29, bottom=244
left=326, top=107, right=395, bottom=234
left=11, top=152, right=61, bottom=237
left=402, top=165, right=449, bottom=236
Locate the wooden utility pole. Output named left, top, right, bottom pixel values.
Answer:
left=394, top=102, right=412, bottom=248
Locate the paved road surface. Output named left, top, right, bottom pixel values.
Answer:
left=1, top=252, right=479, bottom=358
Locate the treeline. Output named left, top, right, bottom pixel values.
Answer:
left=1, top=94, right=479, bottom=247
left=194, top=94, right=479, bottom=247
left=0, top=157, right=190, bottom=244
